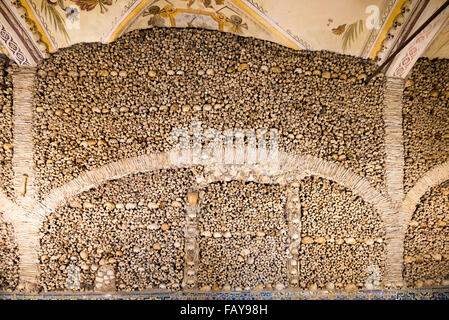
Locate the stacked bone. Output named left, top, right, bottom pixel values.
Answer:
left=197, top=181, right=289, bottom=291
left=0, top=60, right=13, bottom=197
left=39, top=168, right=198, bottom=292
left=33, top=27, right=385, bottom=198
left=404, top=180, right=449, bottom=287
left=298, top=176, right=385, bottom=291
left=403, top=58, right=449, bottom=192
left=0, top=215, right=19, bottom=291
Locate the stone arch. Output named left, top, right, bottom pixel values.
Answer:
left=33, top=27, right=386, bottom=200
left=196, top=160, right=391, bottom=290
left=201, top=153, right=395, bottom=225
left=375, top=160, right=449, bottom=288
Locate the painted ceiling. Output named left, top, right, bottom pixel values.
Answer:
left=2, top=0, right=449, bottom=63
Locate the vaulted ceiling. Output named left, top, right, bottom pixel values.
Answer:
left=1, top=0, right=448, bottom=77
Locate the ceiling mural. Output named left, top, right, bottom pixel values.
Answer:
left=12, top=0, right=400, bottom=55
left=3, top=0, right=449, bottom=66
left=246, top=0, right=388, bottom=56
left=0, top=44, right=9, bottom=57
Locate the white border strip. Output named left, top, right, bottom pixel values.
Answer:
left=5, top=0, right=45, bottom=58
left=103, top=0, right=154, bottom=43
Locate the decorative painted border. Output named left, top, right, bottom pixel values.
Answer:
left=375, top=0, right=428, bottom=69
